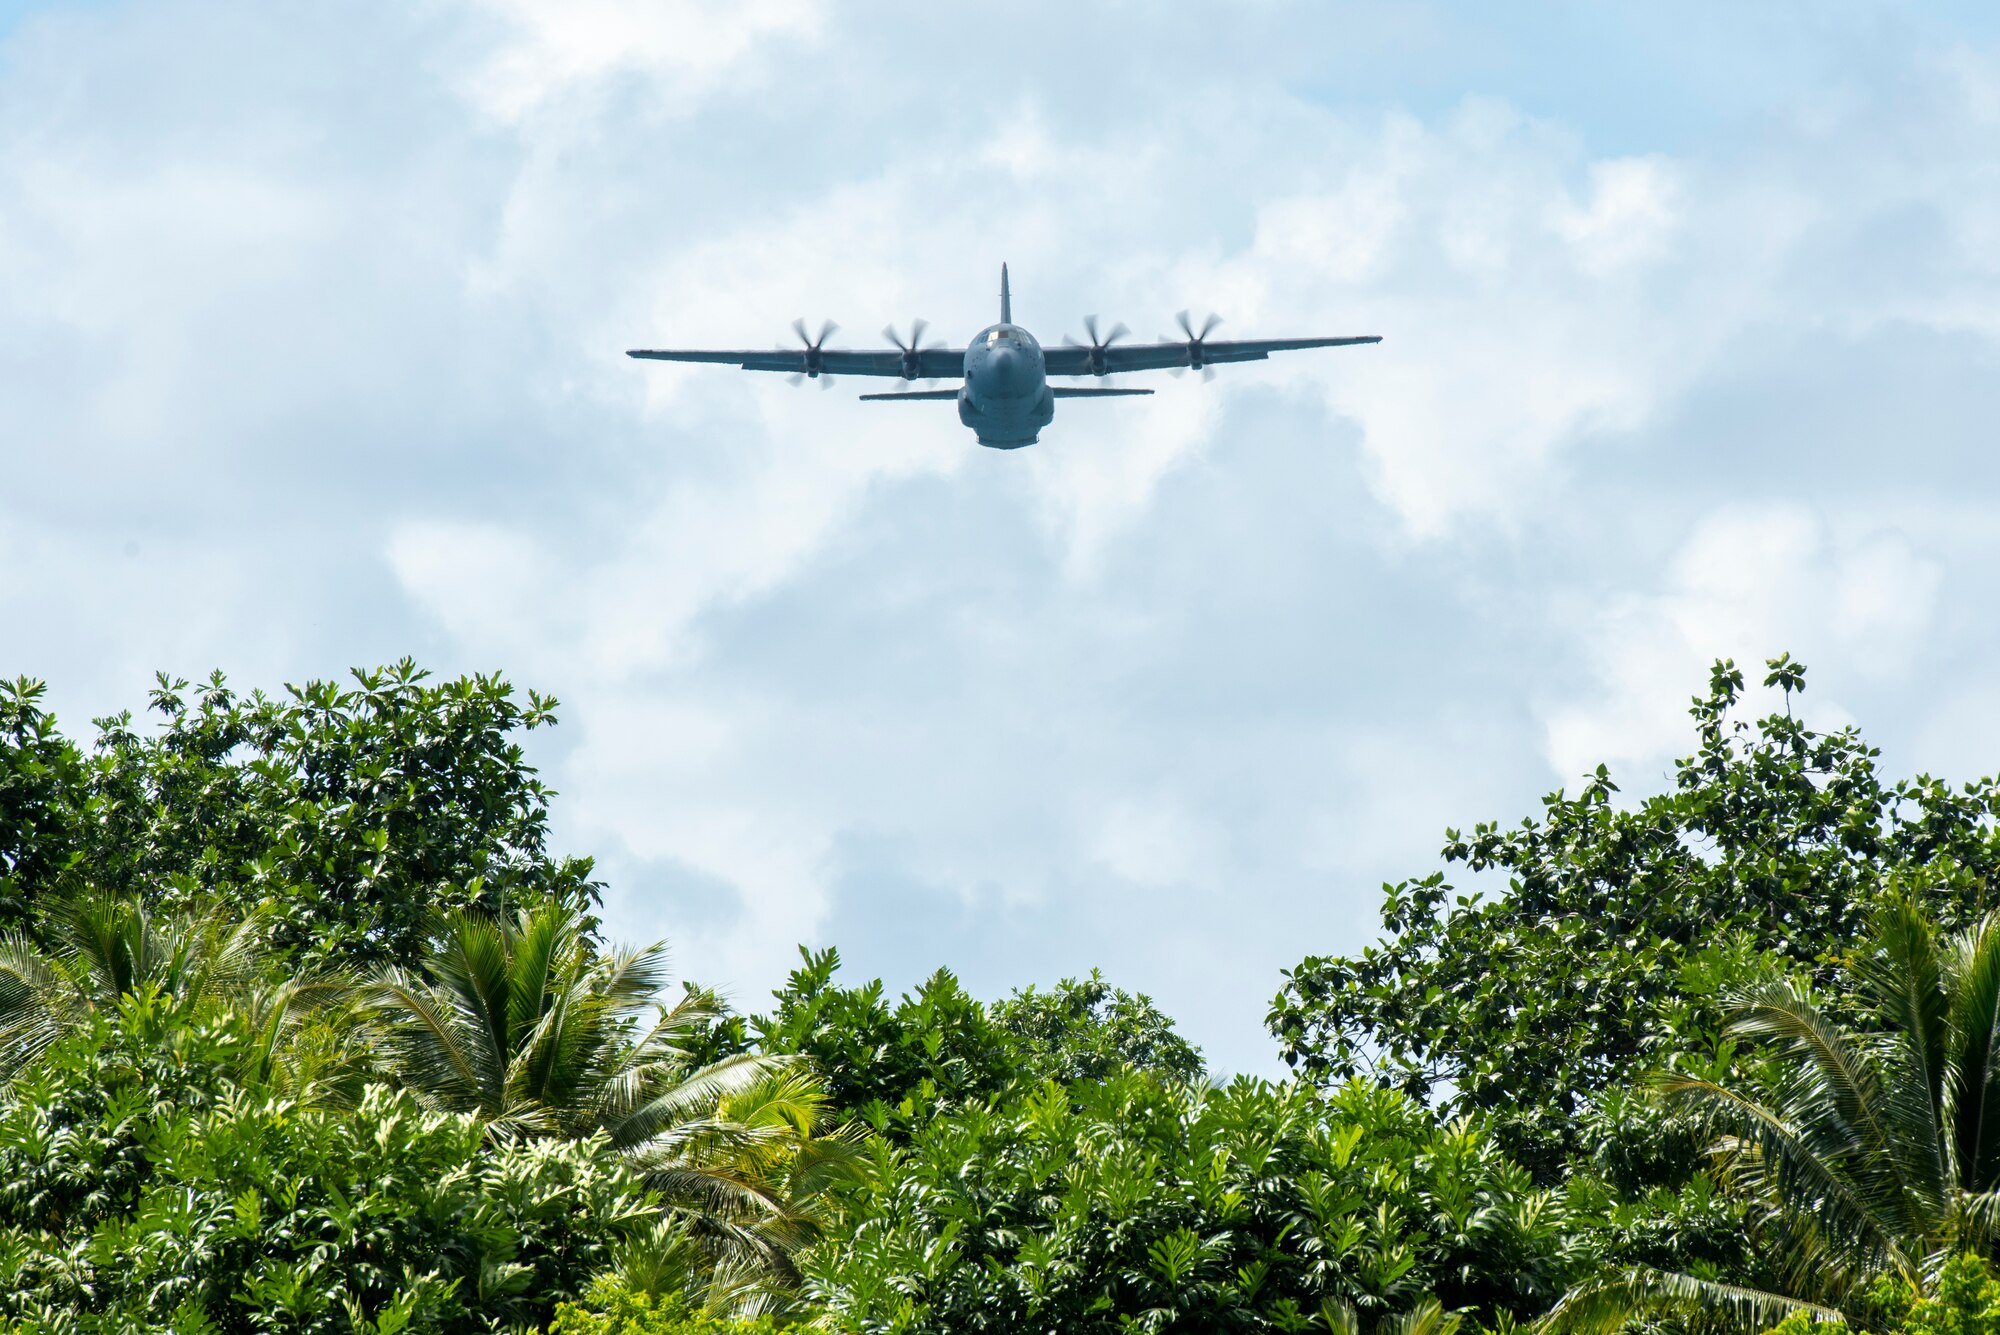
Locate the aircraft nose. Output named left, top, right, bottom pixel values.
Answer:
left=988, top=345, right=1031, bottom=394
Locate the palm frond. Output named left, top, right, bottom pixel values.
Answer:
left=588, top=940, right=674, bottom=1019
left=1660, top=1073, right=1907, bottom=1282
left=1861, top=897, right=1953, bottom=1213
left=1947, top=912, right=2000, bottom=1191
left=600, top=1052, right=796, bottom=1150
left=367, top=973, right=495, bottom=1113
left=627, top=985, right=726, bottom=1065
left=1538, top=1265, right=1841, bottom=1335
left=1725, top=986, right=1900, bottom=1191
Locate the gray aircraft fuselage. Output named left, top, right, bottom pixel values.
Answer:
left=958, top=321, right=1053, bottom=448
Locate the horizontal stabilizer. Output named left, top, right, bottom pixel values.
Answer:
left=1051, top=386, right=1154, bottom=398
left=858, top=389, right=960, bottom=401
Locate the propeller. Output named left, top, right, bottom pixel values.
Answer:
left=785, top=318, right=839, bottom=387
left=1167, top=309, right=1222, bottom=382
left=883, top=319, right=942, bottom=382
left=1060, top=314, right=1130, bottom=377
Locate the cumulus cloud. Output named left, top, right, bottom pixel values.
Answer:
left=1545, top=505, right=1942, bottom=782
left=456, top=0, right=825, bottom=123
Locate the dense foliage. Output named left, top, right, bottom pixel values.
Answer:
left=0, top=680, right=85, bottom=934
left=805, top=1074, right=1573, bottom=1334
left=0, top=995, right=653, bottom=1333
left=1269, top=658, right=2000, bottom=1175
left=696, top=947, right=1202, bottom=1125
left=549, top=1277, right=784, bottom=1335
left=7, top=653, right=2000, bottom=1332
left=1861, top=1254, right=2000, bottom=1335
left=0, top=663, right=597, bottom=970
left=1550, top=897, right=2000, bottom=1334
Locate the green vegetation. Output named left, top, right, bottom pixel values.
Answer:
left=1269, top=657, right=2000, bottom=1177
left=803, top=1075, right=1569, bottom=1333
left=550, top=1276, right=784, bottom=1335
left=0, top=665, right=597, bottom=969
left=5, top=655, right=2000, bottom=1332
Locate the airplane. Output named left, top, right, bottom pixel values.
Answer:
left=627, top=265, right=1381, bottom=449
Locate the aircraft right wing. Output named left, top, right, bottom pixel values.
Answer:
left=1043, top=334, right=1381, bottom=378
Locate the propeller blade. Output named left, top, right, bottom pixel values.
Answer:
left=884, top=321, right=935, bottom=352
left=787, top=372, right=807, bottom=387
left=793, top=318, right=838, bottom=348
left=1174, top=310, right=1222, bottom=343
left=1201, top=366, right=1217, bottom=383
left=1073, top=314, right=1132, bottom=375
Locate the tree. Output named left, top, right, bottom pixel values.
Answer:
left=0, top=890, right=357, bottom=1101
left=0, top=678, right=86, bottom=936
left=703, top=948, right=1207, bottom=1129
left=804, top=1072, right=1576, bottom=1335
left=989, top=969, right=1204, bottom=1086
left=0, top=1004, right=654, bottom=1334
left=0, top=662, right=599, bottom=970
left=368, top=899, right=856, bottom=1300
left=733, top=949, right=1010, bottom=1121
left=1269, top=657, right=2000, bottom=1176
left=367, top=899, right=740, bottom=1140
left=1552, top=897, right=2000, bottom=1333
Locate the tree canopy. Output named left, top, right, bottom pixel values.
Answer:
left=694, top=946, right=1203, bottom=1128
left=804, top=1073, right=1573, bottom=1335
left=5, top=654, right=1999, bottom=1333
left=1269, top=657, right=2000, bottom=1175
left=1, top=662, right=598, bottom=970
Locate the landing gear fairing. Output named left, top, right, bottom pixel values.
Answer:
left=627, top=266, right=1380, bottom=449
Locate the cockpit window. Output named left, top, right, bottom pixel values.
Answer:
left=986, top=330, right=1004, bottom=345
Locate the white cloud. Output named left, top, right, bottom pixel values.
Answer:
left=1545, top=506, right=1942, bottom=783
left=387, top=522, right=558, bottom=663
left=1553, top=156, right=1684, bottom=277
left=1090, top=794, right=1222, bottom=890
left=455, top=0, right=824, bottom=123
left=1204, top=109, right=1729, bottom=536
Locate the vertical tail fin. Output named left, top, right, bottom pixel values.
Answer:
left=1000, top=263, right=1011, bottom=324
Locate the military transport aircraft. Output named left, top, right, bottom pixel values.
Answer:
left=627, top=265, right=1381, bottom=449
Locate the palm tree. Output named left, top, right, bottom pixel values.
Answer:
left=368, top=898, right=863, bottom=1301
left=0, top=890, right=356, bottom=1099
left=623, top=1064, right=868, bottom=1293
left=1546, top=895, right=2000, bottom=1333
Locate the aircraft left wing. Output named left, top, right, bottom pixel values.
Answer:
left=626, top=346, right=968, bottom=378
left=1042, top=334, right=1380, bottom=378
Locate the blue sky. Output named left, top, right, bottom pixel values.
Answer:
left=6, top=1, right=2000, bottom=1071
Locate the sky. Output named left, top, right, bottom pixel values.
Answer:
left=7, top=2, right=2000, bottom=1073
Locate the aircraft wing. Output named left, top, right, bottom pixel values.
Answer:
left=1042, top=334, right=1380, bottom=377
left=626, top=346, right=968, bottom=378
